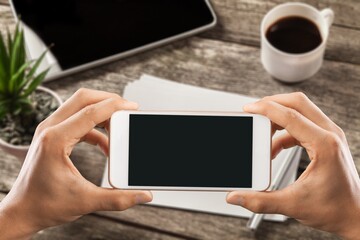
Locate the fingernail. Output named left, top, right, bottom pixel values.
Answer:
left=135, top=192, right=152, bottom=204
left=243, top=103, right=255, bottom=111
left=227, top=193, right=245, bottom=206
left=233, top=196, right=245, bottom=206
left=128, top=101, right=139, bottom=108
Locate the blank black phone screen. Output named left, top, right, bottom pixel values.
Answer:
left=128, top=115, right=253, bottom=188
left=12, top=0, right=215, bottom=70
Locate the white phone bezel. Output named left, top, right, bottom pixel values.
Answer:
left=109, top=111, right=271, bottom=191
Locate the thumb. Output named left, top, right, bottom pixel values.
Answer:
left=93, top=188, right=153, bottom=212
left=226, top=190, right=291, bottom=215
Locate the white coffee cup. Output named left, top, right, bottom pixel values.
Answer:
left=261, top=3, right=334, bottom=83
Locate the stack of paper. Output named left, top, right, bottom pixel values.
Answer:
left=102, top=74, right=301, bottom=222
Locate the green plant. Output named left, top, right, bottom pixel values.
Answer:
left=0, top=22, right=49, bottom=120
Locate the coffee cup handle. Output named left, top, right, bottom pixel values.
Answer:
left=320, top=8, right=335, bottom=27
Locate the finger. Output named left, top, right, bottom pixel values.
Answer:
left=271, top=122, right=284, bottom=137
left=244, top=100, right=327, bottom=145
left=81, top=129, right=109, bottom=156
left=98, top=119, right=111, bottom=131
left=44, top=88, right=133, bottom=127
left=226, top=190, right=292, bottom=216
left=93, top=188, right=153, bottom=212
left=263, top=93, right=335, bottom=131
left=272, top=133, right=298, bottom=159
left=54, top=98, right=137, bottom=144
left=104, top=120, right=111, bottom=133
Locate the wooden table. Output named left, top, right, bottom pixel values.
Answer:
left=1, top=0, right=359, bottom=239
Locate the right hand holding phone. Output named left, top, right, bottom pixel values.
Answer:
left=227, top=92, right=360, bottom=239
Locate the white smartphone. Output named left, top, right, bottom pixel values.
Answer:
left=109, top=111, right=271, bottom=191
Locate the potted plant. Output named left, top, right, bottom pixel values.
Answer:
left=0, top=23, right=62, bottom=160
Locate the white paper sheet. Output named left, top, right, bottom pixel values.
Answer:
left=102, top=74, right=301, bottom=222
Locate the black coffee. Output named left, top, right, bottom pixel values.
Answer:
left=266, top=16, right=322, bottom=54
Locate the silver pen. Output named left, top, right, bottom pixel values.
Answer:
left=246, top=147, right=302, bottom=231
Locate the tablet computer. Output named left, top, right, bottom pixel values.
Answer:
left=10, top=0, right=217, bottom=81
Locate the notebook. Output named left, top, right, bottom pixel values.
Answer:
left=102, top=74, right=302, bottom=222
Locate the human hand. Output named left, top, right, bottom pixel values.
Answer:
left=0, top=89, right=152, bottom=240
left=227, top=93, right=360, bottom=239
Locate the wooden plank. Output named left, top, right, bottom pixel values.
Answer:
left=0, top=153, right=21, bottom=192
left=33, top=215, right=182, bottom=240
left=0, top=5, right=13, bottom=31
left=202, top=0, right=360, bottom=64
left=0, top=192, right=5, bottom=201
left=210, top=0, right=360, bottom=29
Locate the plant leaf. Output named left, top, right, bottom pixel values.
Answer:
left=22, top=68, right=50, bottom=98
left=0, top=30, right=9, bottom=92
left=9, top=61, right=32, bottom=94
left=0, top=21, right=49, bottom=118
left=7, top=26, right=13, bottom=58
left=13, top=105, right=22, bottom=115
left=16, top=97, right=33, bottom=113
left=17, top=26, right=26, bottom=82
left=9, top=24, right=23, bottom=81
left=23, top=49, right=48, bottom=88
left=15, top=59, right=35, bottom=93
left=0, top=98, right=11, bottom=107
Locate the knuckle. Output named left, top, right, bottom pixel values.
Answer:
left=262, top=96, right=272, bottom=102
left=109, top=92, right=123, bottom=100
left=324, top=132, right=342, bottom=150
left=35, top=120, right=48, bottom=134
left=294, top=92, right=308, bottom=102
left=313, top=132, right=343, bottom=161
left=112, top=198, right=129, bottom=211
left=257, top=99, right=271, bottom=111
left=74, top=88, right=92, bottom=106
left=286, top=108, right=301, bottom=122
left=38, top=127, right=56, bottom=144
left=250, top=199, right=266, bottom=213
left=75, top=88, right=90, bottom=98
left=257, top=100, right=277, bottom=118
left=333, top=124, right=346, bottom=140
left=82, top=104, right=97, bottom=116
left=114, top=97, right=126, bottom=105
left=112, top=98, right=130, bottom=111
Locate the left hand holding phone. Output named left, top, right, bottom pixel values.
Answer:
left=0, top=88, right=153, bottom=240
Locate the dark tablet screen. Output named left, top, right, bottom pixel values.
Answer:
left=12, top=0, right=215, bottom=70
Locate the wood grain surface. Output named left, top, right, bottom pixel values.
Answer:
left=33, top=215, right=183, bottom=240
left=0, top=194, right=183, bottom=240
left=0, top=0, right=358, bottom=239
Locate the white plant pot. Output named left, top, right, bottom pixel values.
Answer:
left=0, top=86, right=63, bottom=161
